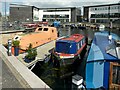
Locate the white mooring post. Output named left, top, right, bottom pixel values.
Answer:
left=8, top=39, right=12, bottom=56
left=72, top=74, right=85, bottom=90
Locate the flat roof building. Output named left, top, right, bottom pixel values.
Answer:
left=10, top=4, right=39, bottom=22
left=10, top=4, right=81, bottom=23
left=83, top=3, right=120, bottom=24
left=39, top=7, right=81, bottom=23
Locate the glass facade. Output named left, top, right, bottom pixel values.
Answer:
left=43, top=15, right=69, bottom=23
left=91, top=13, right=120, bottom=18
left=43, top=15, right=69, bottom=18
left=91, top=6, right=120, bottom=11
left=89, top=4, right=120, bottom=23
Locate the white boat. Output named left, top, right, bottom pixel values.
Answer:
left=99, top=24, right=105, bottom=29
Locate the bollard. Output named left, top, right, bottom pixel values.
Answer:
left=8, top=39, right=12, bottom=56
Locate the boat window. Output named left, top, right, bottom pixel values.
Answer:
left=82, top=38, right=85, bottom=44
left=78, top=42, right=81, bottom=49
left=43, top=28, right=48, bottom=31
left=56, top=42, right=70, bottom=54
left=38, top=28, right=42, bottom=31
left=77, top=43, right=80, bottom=50
left=52, top=30, right=54, bottom=33
left=112, top=65, right=120, bottom=85
left=81, top=41, right=83, bottom=47
left=15, top=37, right=18, bottom=40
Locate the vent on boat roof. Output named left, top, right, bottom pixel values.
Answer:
left=106, top=41, right=120, bottom=59
left=116, top=41, right=120, bottom=59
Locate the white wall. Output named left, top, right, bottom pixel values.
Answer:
left=33, top=8, right=39, bottom=21
left=39, top=10, right=43, bottom=21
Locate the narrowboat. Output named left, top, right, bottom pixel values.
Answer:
left=53, top=34, right=87, bottom=67
left=13, top=26, right=58, bottom=50
left=86, top=31, right=120, bottom=89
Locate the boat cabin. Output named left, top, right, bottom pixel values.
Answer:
left=86, top=31, right=120, bottom=89
left=53, top=34, right=86, bottom=66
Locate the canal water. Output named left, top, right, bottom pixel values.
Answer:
left=31, top=27, right=120, bottom=90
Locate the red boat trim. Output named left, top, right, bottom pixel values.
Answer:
left=75, top=43, right=86, bottom=56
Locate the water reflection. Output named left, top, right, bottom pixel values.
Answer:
left=59, top=27, right=120, bottom=39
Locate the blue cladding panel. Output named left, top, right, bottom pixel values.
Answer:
left=86, top=61, right=104, bottom=88
left=93, top=61, right=104, bottom=88
left=86, top=63, right=94, bottom=88
left=103, top=62, right=110, bottom=89
left=69, top=43, right=77, bottom=54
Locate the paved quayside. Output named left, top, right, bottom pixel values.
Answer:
left=17, top=40, right=56, bottom=67
left=0, top=44, right=51, bottom=89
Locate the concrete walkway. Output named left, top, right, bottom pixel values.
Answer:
left=0, top=44, right=51, bottom=89
left=1, top=58, right=23, bottom=88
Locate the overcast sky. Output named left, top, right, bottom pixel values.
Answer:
left=0, top=0, right=120, bottom=15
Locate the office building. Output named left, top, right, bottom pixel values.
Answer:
left=10, top=4, right=81, bottom=23
left=83, top=3, right=120, bottom=23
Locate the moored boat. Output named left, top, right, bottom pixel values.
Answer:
left=86, top=31, right=120, bottom=89
left=13, top=26, right=58, bottom=50
left=52, top=34, right=87, bottom=67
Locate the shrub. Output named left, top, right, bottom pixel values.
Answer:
left=12, top=40, right=20, bottom=47
left=25, top=43, right=37, bottom=60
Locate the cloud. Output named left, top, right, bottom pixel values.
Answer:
left=18, top=0, right=119, bottom=8
left=21, top=0, right=119, bottom=2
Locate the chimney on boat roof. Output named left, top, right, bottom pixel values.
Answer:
left=116, top=41, right=120, bottom=59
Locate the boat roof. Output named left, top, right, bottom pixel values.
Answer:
left=87, top=31, right=120, bottom=62
left=58, top=34, right=84, bottom=43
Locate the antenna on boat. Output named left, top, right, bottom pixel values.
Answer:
left=108, top=5, right=112, bottom=42
left=108, top=5, right=110, bottom=35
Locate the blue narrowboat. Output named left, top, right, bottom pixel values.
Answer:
left=86, top=31, right=120, bottom=89
left=53, top=34, right=87, bottom=67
